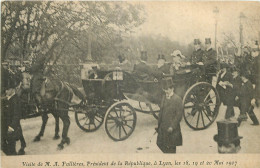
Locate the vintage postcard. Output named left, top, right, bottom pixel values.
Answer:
left=1, top=0, right=260, bottom=168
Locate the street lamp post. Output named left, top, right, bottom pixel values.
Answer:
left=239, top=12, right=246, bottom=56
left=213, top=7, right=219, bottom=70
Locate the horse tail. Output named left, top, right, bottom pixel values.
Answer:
left=69, top=84, right=86, bottom=102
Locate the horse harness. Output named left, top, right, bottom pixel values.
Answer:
left=41, top=78, right=73, bottom=108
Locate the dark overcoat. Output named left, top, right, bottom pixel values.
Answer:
left=202, top=48, right=217, bottom=74
left=191, top=49, right=204, bottom=64
left=156, top=94, right=183, bottom=148
left=230, top=76, right=242, bottom=107
left=2, top=94, right=23, bottom=141
left=216, top=71, right=233, bottom=105
left=238, top=80, right=254, bottom=112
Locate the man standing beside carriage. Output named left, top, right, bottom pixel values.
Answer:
left=1, top=66, right=28, bottom=155
left=156, top=78, right=183, bottom=153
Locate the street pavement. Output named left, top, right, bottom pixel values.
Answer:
left=19, top=103, right=260, bottom=155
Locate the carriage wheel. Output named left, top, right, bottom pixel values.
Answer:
left=74, top=101, right=104, bottom=132
left=104, top=101, right=136, bottom=141
left=183, top=82, right=220, bottom=130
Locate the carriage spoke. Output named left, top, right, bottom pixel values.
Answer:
left=95, top=117, right=102, bottom=123
left=88, top=123, right=90, bottom=130
left=113, top=109, right=120, bottom=118
left=106, top=120, right=115, bottom=124
left=200, top=110, right=205, bottom=127
left=122, top=125, right=127, bottom=136
left=124, top=119, right=134, bottom=121
left=207, top=103, right=217, bottom=106
left=125, top=124, right=133, bottom=129
left=203, top=90, right=212, bottom=102
left=202, top=110, right=212, bottom=122
left=119, top=126, right=121, bottom=139
left=196, top=109, right=200, bottom=128
left=123, top=112, right=133, bottom=118
left=184, top=105, right=196, bottom=109
left=108, top=123, right=117, bottom=132
left=93, top=122, right=97, bottom=128
left=204, top=95, right=216, bottom=104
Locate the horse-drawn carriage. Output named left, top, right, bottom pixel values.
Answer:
left=74, top=63, right=220, bottom=141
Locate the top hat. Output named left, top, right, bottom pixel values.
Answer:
left=213, top=120, right=242, bottom=145
left=162, top=77, right=174, bottom=90
left=158, top=54, right=166, bottom=61
left=251, top=41, right=259, bottom=51
left=205, top=38, right=211, bottom=44
left=118, top=54, right=125, bottom=63
left=194, top=39, right=201, bottom=45
left=140, top=51, right=148, bottom=61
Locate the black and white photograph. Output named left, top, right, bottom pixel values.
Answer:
left=1, top=0, right=260, bottom=167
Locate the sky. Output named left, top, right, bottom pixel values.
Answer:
left=131, top=1, right=260, bottom=46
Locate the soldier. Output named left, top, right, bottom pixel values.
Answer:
left=156, top=77, right=183, bottom=153
left=202, top=38, right=217, bottom=84
left=191, top=39, right=204, bottom=65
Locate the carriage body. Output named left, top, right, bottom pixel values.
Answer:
left=78, top=63, right=220, bottom=141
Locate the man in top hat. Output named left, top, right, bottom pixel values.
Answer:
left=156, top=77, right=183, bottom=153
left=250, top=41, right=260, bottom=105
left=118, top=54, right=132, bottom=72
left=133, top=51, right=161, bottom=81
left=1, top=72, right=28, bottom=155
left=157, top=54, right=170, bottom=74
left=202, top=38, right=217, bottom=84
left=191, top=39, right=204, bottom=65
left=213, top=120, right=242, bottom=153
left=237, top=71, right=259, bottom=126
left=216, top=63, right=234, bottom=119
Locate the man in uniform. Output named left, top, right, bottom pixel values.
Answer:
left=202, top=38, right=217, bottom=84
left=190, top=39, right=204, bottom=65
left=156, top=78, right=183, bottom=153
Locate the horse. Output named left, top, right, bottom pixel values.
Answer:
left=28, top=72, right=85, bottom=150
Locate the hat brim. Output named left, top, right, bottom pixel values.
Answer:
left=214, top=135, right=243, bottom=144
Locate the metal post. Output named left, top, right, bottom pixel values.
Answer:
left=213, top=7, right=219, bottom=70
left=239, top=12, right=245, bottom=56
left=86, top=2, right=93, bottom=62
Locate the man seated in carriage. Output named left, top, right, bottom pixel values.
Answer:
left=117, top=54, right=133, bottom=72
left=133, top=51, right=162, bottom=81
left=157, top=54, right=171, bottom=75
